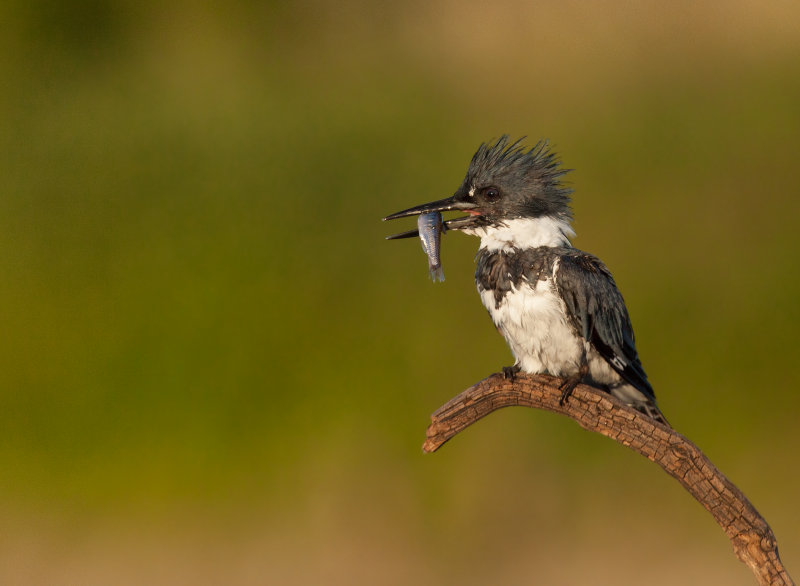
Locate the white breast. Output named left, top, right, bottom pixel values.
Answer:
left=479, top=275, right=584, bottom=376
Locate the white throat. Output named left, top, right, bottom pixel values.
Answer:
left=470, top=216, right=575, bottom=251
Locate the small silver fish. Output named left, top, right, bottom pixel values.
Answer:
left=417, top=212, right=446, bottom=282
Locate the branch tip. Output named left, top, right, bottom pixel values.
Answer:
left=423, top=372, right=793, bottom=586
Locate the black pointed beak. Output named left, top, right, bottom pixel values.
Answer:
left=382, top=196, right=476, bottom=221
left=384, top=216, right=478, bottom=240
left=383, top=196, right=479, bottom=240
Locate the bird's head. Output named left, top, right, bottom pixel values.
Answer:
left=385, top=136, right=574, bottom=247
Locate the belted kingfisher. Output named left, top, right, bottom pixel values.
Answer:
left=384, top=136, right=668, bottom=425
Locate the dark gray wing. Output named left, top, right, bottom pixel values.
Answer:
left=554, top=250, right=654, bottom=400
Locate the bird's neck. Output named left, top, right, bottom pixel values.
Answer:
left=473, top=216, right=575, bottom=252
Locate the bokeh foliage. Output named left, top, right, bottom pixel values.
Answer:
left=1, top=1, right=798, bottom=583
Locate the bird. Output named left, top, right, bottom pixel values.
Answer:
left=384, top=135, right=668, bottom=426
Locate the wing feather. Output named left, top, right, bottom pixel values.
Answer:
left=553, top=251, right=655, bottom=400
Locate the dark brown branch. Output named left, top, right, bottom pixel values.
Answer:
left=424, top=373, right=794, bottom=586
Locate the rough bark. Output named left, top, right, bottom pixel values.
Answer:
left=423, top=372, right=793, bottom=586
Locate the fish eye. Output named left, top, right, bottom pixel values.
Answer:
left=482, top=186, right=501, bottom=201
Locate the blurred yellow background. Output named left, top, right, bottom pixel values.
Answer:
left=1, top=1, right=799, bottom=584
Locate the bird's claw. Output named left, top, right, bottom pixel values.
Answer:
left=558, top=364, right=589, bottom=406
left=502, top=365, right=521, bottom=381
left=558, top=377, right=579, bottom=406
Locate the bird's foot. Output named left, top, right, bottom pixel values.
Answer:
left=558, top=376, right=580, bottom=405
left=502, top=365, right=521, bottom=381
left=558, top=364, right=589, bottom=406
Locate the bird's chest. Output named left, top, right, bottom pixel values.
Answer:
left=475, top=253, right=583, bottom=374
left=479, top=277, right=568, bottom=339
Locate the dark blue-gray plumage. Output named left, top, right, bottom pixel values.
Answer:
left=384, top=136, right=668, bottom=425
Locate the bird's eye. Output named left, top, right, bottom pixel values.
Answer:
left=483, top=187, right=501, bottom=201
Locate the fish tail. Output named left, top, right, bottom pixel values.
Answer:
left=428, top=264, right=445, bottom=282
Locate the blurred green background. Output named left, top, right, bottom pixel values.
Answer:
left=1, top=1, right=799, bottom=584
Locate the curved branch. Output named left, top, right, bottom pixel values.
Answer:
left=424, top=373, right=794, bottom=586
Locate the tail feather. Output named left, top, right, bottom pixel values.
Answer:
left=638, top=401, right=670, bottom=427
left=609, top=383, right=670, bottom=427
